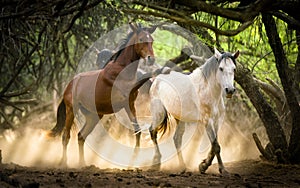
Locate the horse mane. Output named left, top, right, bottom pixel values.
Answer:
left=200, top=55, right=219, bottom=80
left=110, top=24, right=144, bottom=62
left=201, top=52, right=236, bottom=80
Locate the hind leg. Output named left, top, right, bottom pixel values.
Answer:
left=149, top=99, right=167, bottom=169
left=78, top=112, right=100, bottom=166
left=60, top=105, right=74, bottom=167
left=149, top=126, right=161, bottom=170
left=173, top=120, right=186, bottom=171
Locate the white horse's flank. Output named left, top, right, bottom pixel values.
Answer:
left=149, top=48, right=239, bottom=174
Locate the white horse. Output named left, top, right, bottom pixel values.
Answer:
left=149, top=48, right=239, bottom=174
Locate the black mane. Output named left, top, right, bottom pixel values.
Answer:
left=110, top=25, right=144, bottom=62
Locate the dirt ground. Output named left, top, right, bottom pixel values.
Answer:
left=0, top=159, right=300, bottom=188
left=0, top=96, right=299, bottom=187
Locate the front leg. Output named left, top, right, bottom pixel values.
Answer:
left=199, top=104, right=228, bottom=175
left=125, top=103, right=141, bottom=167
left=199, top=118, right=217, bottom=173
left=124, top=94, right=141, bottom=151
left=214, top=103, right=228, bottom=175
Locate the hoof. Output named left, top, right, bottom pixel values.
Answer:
left=59, top=159, right=67, bottom=168
left=219, top=168, right=230, bottom=176
left=150, top=163, right=161, bottom=171
left=151, top=155, right=161, bottom=171
left=79, top=161, right=86, bottom=168
left=198, top=162, right=208, bottom=174
left=177, top=164, right=186, bottom=173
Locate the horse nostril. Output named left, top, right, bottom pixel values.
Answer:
left=225, top=87, right=235, bottom=94
left=147, top=56, right=155, bottom=64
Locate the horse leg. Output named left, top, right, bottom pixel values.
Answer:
left=60, top=105, right=74, bottom=167
left=215, top=110, right=228, bottom=175
left=125, top=108, right=141, bottom=167
left=173, top=120, right=186, bottom=171
left=77, top=112, right=100, bottom=166
left=125, top=98, right=141, bottom=152
left=149, top=99, right=166, bottom=170
left=214, top=140, right=228, bottom=175
left=149, top=126, right=162, bottom=170
left=198, top=120, right=216, bottom=173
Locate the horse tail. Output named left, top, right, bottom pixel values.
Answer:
left=46, top=100, right=66, bottom=138
left=156, top=112, right=170, bottom=137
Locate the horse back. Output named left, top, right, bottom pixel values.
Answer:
left=150, top=72, right=202, bottom=122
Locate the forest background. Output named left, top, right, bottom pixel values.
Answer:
left=0, top=0, right=299, bottom=165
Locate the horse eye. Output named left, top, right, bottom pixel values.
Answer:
left=219, top=67, right=223, bottom=72
left=233, top=68, right=236, bottom=72
left=139, top=38, right=143, bottom=42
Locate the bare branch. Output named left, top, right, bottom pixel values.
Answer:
left=0, top=98, right=24, bottom=112
left=174, top=0, right=271, bottom=22
left=63, top=0, right=88, bottom=33
left=0, top=109, right=14, bottom=127
left=254, top=78, right=283, bottom=103
left=122, top=8, right=253, bottom=36
left=253, top=133, right=275, bottom=161
left=271, top=11, right=300, bottom=31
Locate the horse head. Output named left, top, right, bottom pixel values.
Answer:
left=129, top=23, right=156, bottom=65
left=214, top=48, right=239, bottom=98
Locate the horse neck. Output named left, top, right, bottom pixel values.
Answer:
left=190, top=68, right=223, bottom=101
left=107, top=45, right=140, bottom=81
left=115, top=44, right=140, bottom=67
left=206, top=75, right=222, bottom=100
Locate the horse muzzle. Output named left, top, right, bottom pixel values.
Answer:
left=146, top=56, right=155, bottom=65
left=225, top=87, right=236, bottom=98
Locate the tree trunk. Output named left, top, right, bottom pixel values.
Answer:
left=235, top=62, right=288, bottom=160
left=262, top=13, right=300, bottom=164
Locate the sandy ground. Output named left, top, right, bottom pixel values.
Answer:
left=1, top=159, right=300, bottom=187
left=1, top=95, right=297, bottom=187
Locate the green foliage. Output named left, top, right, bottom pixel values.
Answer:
left=190, top=6, right=297, bottom=84
left=218, top=17, right=297, bottom=84
left=152, top=30, right=188, bottom=64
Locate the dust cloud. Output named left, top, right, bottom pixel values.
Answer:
left=0, top=93, right=265, bottom=172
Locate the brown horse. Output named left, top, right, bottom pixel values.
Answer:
left=47, top=23, right=157, bottom=166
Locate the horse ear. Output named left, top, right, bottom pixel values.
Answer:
left=147, top=22, right=166, bottom=33
left=129, top=22, right=138, bottom=33
left=147, top=25, right=157, bottom=34
left=214, top=47, right=222, bottom=59
left=233, top=50, right=240, bottom=59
